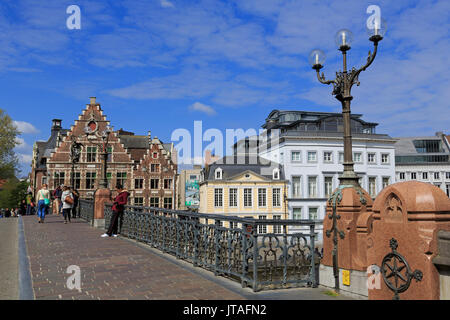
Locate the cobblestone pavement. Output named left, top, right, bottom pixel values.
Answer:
left=0, top=218, right=19, bottom=300
left=22, top=215, right=352, bottom=300
left=23, top=215, right=245, bottom=300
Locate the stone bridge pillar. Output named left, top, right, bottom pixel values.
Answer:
left=368, top=181, right=450, bottom=300
left=94, top=188, right=111, bottom=228
left=320, top=185, right=374, bottom=298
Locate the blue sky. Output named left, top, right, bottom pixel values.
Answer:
left=1, top=0, right=449, bottom=176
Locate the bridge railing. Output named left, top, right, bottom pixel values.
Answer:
left=78, top=199, right=95, bottom=226
left=104, top=204, right=321, bottom=292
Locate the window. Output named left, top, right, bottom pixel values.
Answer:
left=134, top=178, right=144, bottom=189
left=324, top=177, right=333, bottom=198
left=308, top=176, right=317, bottom=198
left=87, top=147, right=97, bottom=162
left=258, top=188, right=267, bottom=207
left=353, top=152, right=362, bottom=163
left=229, top=188, right=238, bottom=207
left=323, top=151, right=333, bottom=163
left=150, top=179, right=159, bottom=189
left=308, top=207, right=318, bottom=220
left=189, top=174, right=198, bottom=180
left=258, top=216, right=267, bottom=234
left=273, top=168, right=280, bottom=180
left=164, top=179, right=172, bottom=189
left=106, top=146, right=113, bottom=162
left=117, top=172, right=127, bottom=187
left=292, top=176, right=301, bottom=198
left=73, top=172, right=81, bottom=190
left=410, top=172, right=417, bottom=180
left=381, top=153, right=390, bottom=164
left=273, top=215, right=281, bottom=234
left=399, top=172, right=405, bottom=180
left=369, top=177, right=377, bottom=197
left=215, top=168, right=222, bottom=180
left=339, top=152, right=344, bottom=163
left=163, top=197, right=173, bottom=209
left=446, top=184, right=450, bottom=197
left=230, top=221, right=238, bottom=229
left=244, top=188, right=252, bottom=207
left=150, top=197, right=159, bottom=208
left=86, top=172, right=96, bottom=189
left=368, top=153, right=376, bottom=164
left=151, top=164, right=160, bottom=173
left=54, top=172, right=65, bottom=188
left=382, top=177, right=390, bottom=189
left=152, top=152, right=158, bottom=159
left=434, top=172, right=440, bottom=180
left=446, top=172, right=450, bottom=180
left=291, top=151, right=301, bottom=162
left=134, top=197, right=144, bottom=206
left=106, top=172, right=112, bottom=188
left=214, top=188, right=223, bottom=207
left=423, top=172, right=428, bottom=180
left=307, top=151, right=317, bottom=163
left=273, top=188, right=281, bottom=207
left=293, top=207, right=302, bottom=220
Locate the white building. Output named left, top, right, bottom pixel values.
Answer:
left=394, top=132, right=450, bottom=197
left=234, top=110, right=397, bottom=244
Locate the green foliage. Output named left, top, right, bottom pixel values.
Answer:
left=0, top=109, right=20, bottom=179
left=0, top=178, right=29, bottom=209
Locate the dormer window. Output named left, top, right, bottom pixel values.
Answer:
left=215, top=168, right=223, bottom=180
left=273, top=168, right=280, bottom=180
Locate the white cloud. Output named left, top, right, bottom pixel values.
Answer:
left=188, top=102, right=217, bottom=116
left=18, top=153, right=33, bottom=165
left=13, top=121, right=39, bottom=134
left=160, top=0, right=175, bottom=8
left=15, top=137, right=30, bottom=150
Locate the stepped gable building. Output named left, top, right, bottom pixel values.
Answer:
left=31, top=97, right=177, bottom=208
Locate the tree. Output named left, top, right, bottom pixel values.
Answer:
left=0, top=178, right=28, bottom=209
left=0, top=109, right=20, bottom=179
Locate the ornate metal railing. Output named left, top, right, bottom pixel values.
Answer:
left=78, top=199, right=94, bottom=225
left=104, top=204, right=321, bottom=292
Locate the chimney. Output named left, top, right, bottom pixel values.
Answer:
left=148, top=130, right=151, bottom=144
left=51, top=119, right=62, bottom=133
left=90, top=97, right=97, bottom=105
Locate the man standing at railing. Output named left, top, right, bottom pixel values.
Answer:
left=101, top=184, right=129, bottom=238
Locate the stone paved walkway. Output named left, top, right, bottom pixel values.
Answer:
left=0, top=218, right=19, bottom=300
left=20, top=214, right=352, bottom=300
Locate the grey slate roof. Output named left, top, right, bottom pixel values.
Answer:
left=204, top=156, right=285, bottom=182
left=35, top=129, right=69, bottom=169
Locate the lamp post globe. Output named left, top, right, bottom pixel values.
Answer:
left=335, top=29, right=353, bottom=51
left=309, top=49, right=326, bottom=69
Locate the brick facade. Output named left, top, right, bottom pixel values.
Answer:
left=30, top=98, right=178, bottom=209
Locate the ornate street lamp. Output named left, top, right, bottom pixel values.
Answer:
left=309, top=20, right=387, bottom=293
left=99, top=126, right=113, bottom=189
left=69, top=135, right=83, bottom=188
left=309, top=20, right=387, bottom=186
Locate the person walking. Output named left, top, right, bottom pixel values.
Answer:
left=71, top=189, right=79, bottom=219
left=36, top=184, right=50, bottom=223
left=52, top=185, right=62, bottom=215
left=101, top=184, right=129, bottom=238
left=25, top=193, right=33, bottom=215
left=61, top=186, right=74, bottom=224
left=19, top=200, right=27, bottom=216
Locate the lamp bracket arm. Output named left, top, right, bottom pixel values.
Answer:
left=316, top=69, right=335, bottom=85
left=350, top=42, right=378, bottom=84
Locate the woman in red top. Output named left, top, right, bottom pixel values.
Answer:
left=101, top=184, right=129, bottom=238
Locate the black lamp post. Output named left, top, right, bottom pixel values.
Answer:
left=309, top=20, right=387, bottom=187
left=309, top=20, right=387, bottom=293
left=99, top=126, right=113, bottom=189
left=69, top=136, right=83, bottom=188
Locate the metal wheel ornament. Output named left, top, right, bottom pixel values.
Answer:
left=380, top=238, right=423, bottom=300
